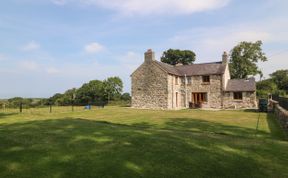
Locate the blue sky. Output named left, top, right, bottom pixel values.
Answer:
left=0, top=0, right=288, bottom=98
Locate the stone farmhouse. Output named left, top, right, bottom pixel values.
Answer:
left=131, top=49, right=257, bottom=110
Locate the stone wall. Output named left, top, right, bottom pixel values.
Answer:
left=270, top=100, right=288, bottom=135
left=167, top=74, right=223, bottom=109
left=223, top=91, right=257, bottom=109
left=131, top=50, right=256, bottom=110
left=131, top=61, right=168, bottom=109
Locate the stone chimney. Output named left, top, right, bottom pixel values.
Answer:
left=144, top=49, right=155, bottom=63
left=222, top=51, right=228, bottom=65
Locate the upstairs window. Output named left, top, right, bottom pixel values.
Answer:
left=175, top=76, right=179, bottom=85
left=181, top=77, right=185, bottom=84
left=233, top=92, right=243, bottom=100
left=202, top=76, right=210, bottom=83
left=187, top=77, right=192, bottom=84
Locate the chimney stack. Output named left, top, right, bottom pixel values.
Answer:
left=222, top=51, right=228, bottom=64
left=144, top=49, right=155, bottom=63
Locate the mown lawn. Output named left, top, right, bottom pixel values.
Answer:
left=0, top=107, right=287, bottom=178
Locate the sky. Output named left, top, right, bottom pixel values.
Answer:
left=0, top=0, right=288, bottom=98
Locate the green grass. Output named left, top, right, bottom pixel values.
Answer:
left=0, top=107, right=287, bottom=178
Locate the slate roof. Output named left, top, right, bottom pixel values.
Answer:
left=225, top=78, right=256, bottom=92
left=153, top=61, right=180, bottom=75
left=153, top=60, right=226, bottom=76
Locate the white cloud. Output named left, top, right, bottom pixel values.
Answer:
left=162, top=18, right=288, bottom=80
left=19, top=61, right=40, bottom=71
left=117, top=51, right=143, bottom=70
left=21, top=41, right=40, bottom=51
left=84, top=42, right=105, bottom=54
left=46, top=67, right=61, bottom=74
left=51, top=0, right=67, bottom=5
left=52, top=0, right=230, bottom=15
left=164, top=19, right=288, bottom=62
left=118, top=51, right=141, bottom=63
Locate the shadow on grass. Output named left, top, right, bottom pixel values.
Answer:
left=0, top=113, right=17, bottom=119
left=0, top=118, right=287, bottom=178
left=266, top=113, right=287, bottom=140
left=243, top=109, right=259, bottom=113
left=164, top=118, right=273, bottom=139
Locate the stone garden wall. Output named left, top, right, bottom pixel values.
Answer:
left=270, top=100, right=288, bottom=135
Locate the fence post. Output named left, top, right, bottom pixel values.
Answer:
left=19, top=103, right=23, bottom=113
left=49, top=105, right=52, bottom=113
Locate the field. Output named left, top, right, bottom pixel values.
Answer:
left=0, top=106, right=287, bottom=178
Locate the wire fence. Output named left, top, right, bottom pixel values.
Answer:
left=0, top=105, right=105, bottom=114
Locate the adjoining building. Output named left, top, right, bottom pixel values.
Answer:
left=131, top=49, right=257, bottom=110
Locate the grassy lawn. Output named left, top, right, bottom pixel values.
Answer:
left=0, top=107, right=287, bottom=178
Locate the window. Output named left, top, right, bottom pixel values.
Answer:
left=187, top=77, right=192, bottom=84
left=175, top=76, right=179, bottom=85
left=225, top=92, right=230, bottom=97
left=202, top=76, right=210, bottom=83
left=233, top=92, right=243, bottom=100
left=176, top=92, right=178, bottom=107
left=181, top=77, right=185, bottom=84
left=192, top=93, right=208, bottom=104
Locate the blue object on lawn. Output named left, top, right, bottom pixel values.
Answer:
left=84, top=105, right=91, bottom=110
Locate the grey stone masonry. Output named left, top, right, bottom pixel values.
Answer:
left=131, top=49, right=257, bottom=110
left=270, top=100, right=288, bottom=137
left=131, top=50, right=168, bottom=109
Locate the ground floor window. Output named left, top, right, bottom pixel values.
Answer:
left=192, top=93, right=208, bottom=104
left=176, top=92, right=178, bottom=107
left=233, top=92, right=243, bottom=100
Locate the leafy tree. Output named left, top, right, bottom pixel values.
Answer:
left=121, top=93, right=131, bottom=101
left=257, top=79, right=277, bottom=92
left=161, top=49, right=196, bottom=65
left=7, top=97, right=33, bottom=108
left=270, top=70, right=288, bottom=92
left=48, top=93, right=63, bottom=105
left=76, top=80, right=104, bottom=105
left=103, top=77, right=123, bottom=101
left=229, top=40, right=267, bottom=79
left=7, top=97, right=24, bottom=108
left=256, top=79, right=277, bottom=98
left=44, top=77, right=125, bottom=106
left=55, top=88, right=77, bottom=106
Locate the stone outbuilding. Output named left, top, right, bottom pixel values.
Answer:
left=131, top=49, right=257, bottom=110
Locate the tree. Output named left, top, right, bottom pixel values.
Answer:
left=256, top=79, right=277, bottom=98
left=48, top=93, right=63, bottom=105
left=103, top=77, right=123, bottom=101
left=270, top=70, right=288, bottom=92
left=76, top=80, right=104, bottom=105
left=161, top=49, right=196, bottom=65
left=53, top=88, right=77, bottom=106
left=7, top=97, right=23, bottom=108
left=7, top=97, right=33, bottom=108
left=257, top=79, right=277, bottom=91
left=121, top=93, right=131, bottom=101
left=45, top=77, right=124, bottom=106
left=229, top=40, right=267, bottom=79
